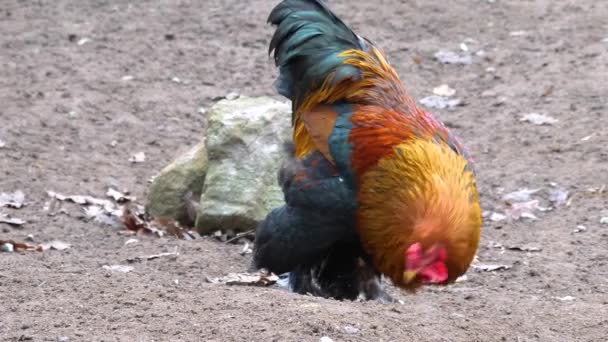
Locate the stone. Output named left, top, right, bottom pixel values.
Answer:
left=145, top=140, right=208, bottom=226
left=195, top=96, right=291, bottom=234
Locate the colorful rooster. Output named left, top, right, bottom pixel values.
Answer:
left=254, top=0, right=482, bottom=298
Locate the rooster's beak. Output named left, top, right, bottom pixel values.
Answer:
left=403, top=270, right=417, bottom=284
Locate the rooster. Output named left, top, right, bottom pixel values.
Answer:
left=254, top=0, right=482, bottom=298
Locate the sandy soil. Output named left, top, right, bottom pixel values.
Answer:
left=1, top=0, right=607, bottom=341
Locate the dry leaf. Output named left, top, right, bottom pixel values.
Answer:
left=548, top=187, right=569, bottom=206
left=434, top=50, right=472, bottom=65
left=0, top=214, right=26, bottom=226
left=103, top=265, right=134, bottom=273
left=122, top=205, right=158, bottom=235
left=47, top=191, right=116, bottom=211
left=152, top=217, right=196, bottom=240
left=489, top=212, right=507, bottom=222
left=541, top=85, right=554, bottom=97
left=40, top=240, right=71, bottom=251
left=520, top=113, right=558, bottom=125
left=0, top=242, right=14, bottom=252
left=473, top=264, right=511, bottom=272
left=127, top=251, right=179, bottom=263
left=207, top=271, right=279, bottom=286
left=129, top=152, right=146, bottom=163
left=420, top=95, right=462, bottom=109
left=225, top=92, right=240, bottom=100
left=506, top=244, right=542, bottom=252
left=0, top=190, right=25, bottom=208
left=432, top=84, right=456, bottom=97
left=455, top=275, right=468, bottom=283
left=77, top=37, right=91, bottom=45
left=240, top=242, right=253, bottom=256
left=0, top=139, right=5, bottom=148
left=106, top=188, right=135, bottom=203
left=509, top=31, right=527, bottom=37
left=83, top=205, right=122, bottom=227
left=505, top=200, right=551, bottom=221
left=502, top=188, right=540, bottom=203
left=573, top=225, right=587, bottom=233
left=0, top=239, right=42, bottom=252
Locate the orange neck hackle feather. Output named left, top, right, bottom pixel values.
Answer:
left=292, top=47, right=416, bottom=159
left=356, top=140, right=482, bottom=291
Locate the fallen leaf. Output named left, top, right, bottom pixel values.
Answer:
left=320, top=337, right=334, bottom=342
left=505, top=200, right=550, bottom=221
left=0, top=139, right=5, bottom=148
left=509, top=30, right=528, bottom=37
left=224, top=229, right=255, bottom=244
left=455, top=275, right=468, bottom=283
left=121, top=75, right=134, bottom=81
left=548, top=187, right=569, bottom=206
left=488, top=241, right=503, bottom=249
left=240, top=242, right=253, bottom=256
left=127, top=251, right=179, bottom=263
left=434, top=50, right=472, bottom=65
left=40, top=240, right=71, bottom=251
left=573, top=225, right=587, bottom=233
left=0, top=239, right=42, bottom=252
left=506, top=244, right=542, bottom=252
left=122, top=205, right=163, bottom=237
left=502, top=188, right=540, bottom=203
left=103, top=265, right=134, bottom=273
left=152, top=217, right=196, bottom=240
left=207, top=270, right=279, bottom=287
left=225, top=92, right=240, bottom=100
left=0, top=242, right=14, bottom=252
left=541, top=85, right=554, bottom=97
left=555, top=296, right=575, bottom=301
left=473, top=264, right=511, bottom=272
left=0, top=190, right=25, bottom=208
left=600, top=217, right=608, bottom=225
left=0, top=214, right=26, bottom=226
left=343, top=326, right=359, bottom=334
left=47, top=191, right=115, bottom=211
left=489, top=212, right=507, bottom=222
left=124, top=238, right=138, bottom=245
left=420, top=95, right=462, bottom=109
left=129, top=152, right=146, bottom=163
left=106, top=188, right=135, bottom=203
left=520, top=113, right=558, bottom=125
left=77, top=37, right=91, bottom=45
left=432, top=84, right=456, bottom=97
left=83, top=205, right=122, bottom=227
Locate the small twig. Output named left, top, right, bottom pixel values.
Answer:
left=127, top=251, right=179, bottom=263
left=224, top=229, right=255, bottom=244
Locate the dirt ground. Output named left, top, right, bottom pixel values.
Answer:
left=1, top=0, right=607, bottom=341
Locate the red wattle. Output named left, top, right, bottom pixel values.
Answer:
left=420, top=261, right=448, bottom=283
